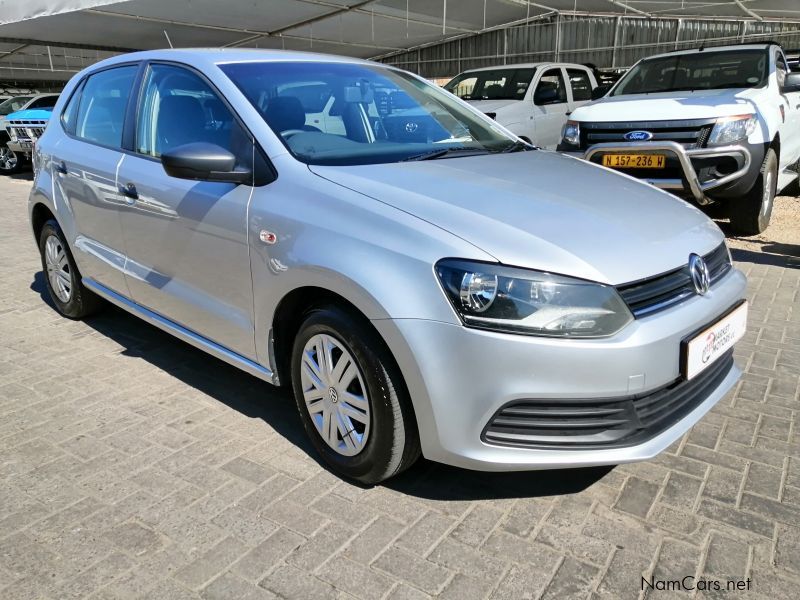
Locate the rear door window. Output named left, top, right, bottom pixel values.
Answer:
left=567, top=69, right=593, bottom=101
left=74, top=66, right=138, bottom=148
left=534, top=69, right=567, bottom=105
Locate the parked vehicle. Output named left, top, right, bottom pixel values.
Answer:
left=1, top=93, right=59, bottom=174
left=6, top=107, right=53, bottom=171
left=30, top=50, right=747, bottom=483
left=559, top=43, right=800, bottom=235
left=443, top=63, right=598, bottom=148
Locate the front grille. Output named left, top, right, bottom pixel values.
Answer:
left=482, top=350, right=734, bottom=449
left=8, top=120, right=48, bottom=141
left=580, top=119, right=715, bottom=151
left=617, top=243, right=732, bottom=318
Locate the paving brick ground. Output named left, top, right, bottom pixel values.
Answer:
left=0, top=173, right=798, bottom=599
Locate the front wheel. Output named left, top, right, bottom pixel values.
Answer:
left=728, top=148, right=777, bottom=235
left=290, top=306, right=420, bottom=484
left=0, top=143, right=23, bottom=175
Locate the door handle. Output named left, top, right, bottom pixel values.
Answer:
left=119, top=182, right=138, bottom=203
left=54, top=160, right=67, bottom=175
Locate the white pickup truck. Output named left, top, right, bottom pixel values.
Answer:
left=559, top=43, right=800, bottom=235
left=443, top=62, right=598, bottom=149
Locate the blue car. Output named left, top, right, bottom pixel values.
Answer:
left=4, top=107, right=53, bottom=172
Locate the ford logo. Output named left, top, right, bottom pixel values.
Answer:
left=624, top=130, right=653, bottom=141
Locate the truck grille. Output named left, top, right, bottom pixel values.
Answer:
left=8, top=119, right=48, bottom=141
left=580, top=119, right=715, bottom=151
left=482, top=349, right=733, bottom=449
left=617, top=243, right=732, bottom=318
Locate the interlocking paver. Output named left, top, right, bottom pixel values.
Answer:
left=1, top=175, right=799, bottom=598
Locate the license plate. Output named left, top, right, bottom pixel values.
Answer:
left=602, top=154, right=666, bottom=169
left=683, top=302, right=748, bottom=380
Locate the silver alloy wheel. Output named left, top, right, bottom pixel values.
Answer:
left=300, top=333, right=371, bottom=456
left=45, top=235, right=72, bottom=303
left=0, top=146, right=17, bottom=171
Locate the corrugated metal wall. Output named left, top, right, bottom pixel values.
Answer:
left=381, top=15, right=800, bottom=78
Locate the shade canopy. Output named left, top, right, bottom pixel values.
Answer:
left=1, top=1, right=799, bottom=81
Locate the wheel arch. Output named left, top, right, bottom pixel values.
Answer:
left=31, top=201, right=57, bottom=243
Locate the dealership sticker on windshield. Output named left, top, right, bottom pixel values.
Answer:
left=684, top=302, right=748, bottom=380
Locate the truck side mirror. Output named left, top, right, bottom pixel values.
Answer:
left=591, top=85, right=611, bottom=100
left=781, top=72, right=800, bottom=93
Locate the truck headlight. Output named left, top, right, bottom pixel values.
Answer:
left=436, top=259, right=633, bottom=338
left=708, top=114, right=757, bottom=145
left=561, top=120, right=580, bottom=146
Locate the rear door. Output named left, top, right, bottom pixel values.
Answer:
left=531, top=67, right=569, bottom=149
left=52, top=64, right=138, bottom=295
left=117, top=62, right=259, bottom=359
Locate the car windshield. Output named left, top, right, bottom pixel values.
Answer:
left=612, top=49, right=768, bottom=95
left=221, top=61, right=522, bottom=166
left=443, top=68, right=536, bottom=101
left=0, top=96, right=32, bottom=115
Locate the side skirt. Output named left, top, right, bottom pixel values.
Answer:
left=83, top=278, right=277, bottom=385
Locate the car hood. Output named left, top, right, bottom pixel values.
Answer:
left=466, top=99, right=520, bottom=113
left=309, top=151, right=723, bottom=285
left=5, top=109, right=52, bottom=123
left=572, top=88, right=761, bottom=122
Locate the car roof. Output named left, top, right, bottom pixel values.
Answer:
left=645, top=43, right=774, bottom=61
left=80, top=48, right=379, bottom=76
left=458, top=62, right=588, bottom=74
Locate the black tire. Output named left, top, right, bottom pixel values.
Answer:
left=0, top=139, right=23, bottom=175
left=290, top=305, right=420, bottom=484
left=729, top=148, right=777, bottom=235
left=38, top=219, right=103, bottom=319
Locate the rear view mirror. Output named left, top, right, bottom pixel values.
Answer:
left=344, top=84, right=374, bottom=104
left=161, top=142, right=251, bottom=184
left=781, top=72, right=800, bottom=94
left=591, top=85, right=611, bottom=100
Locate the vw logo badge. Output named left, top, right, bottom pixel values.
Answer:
left=404, top=122, right=419, bottom=133
left=688, top=254, right=710, bottom=295
left=624, top=130, right=653, bottom=141
left=328, top=387, right=339, bottom=403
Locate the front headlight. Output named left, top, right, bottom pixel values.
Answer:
left=561, top=120, right=580, bottom=146
left=435, top=259, right=633, bottom=338
left=708, top=114, right=757, bottom=145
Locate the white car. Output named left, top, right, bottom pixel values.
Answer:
left=559, top=43, right=800, bottom=235
left=444, top=63, right=598, bottom=149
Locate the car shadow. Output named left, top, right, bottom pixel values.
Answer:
left=730, top=246, right=800, bottom=268
left=30, top=271, right=615, bottom=500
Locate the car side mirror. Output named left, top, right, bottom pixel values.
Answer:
left=591, top=85, right=611, bottom=100
left=781, top=72, right=800, bottom=93
left=161, top=142, right=252, bottom=184
left=534, top=87, right=561, bottom=106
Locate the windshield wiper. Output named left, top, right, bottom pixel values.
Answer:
left=400, top=147, right=490, bottom=162
left=498, top=140, right=535, bottom=153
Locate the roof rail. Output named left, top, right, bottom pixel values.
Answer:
left=669, top=40, right=783, bottom=53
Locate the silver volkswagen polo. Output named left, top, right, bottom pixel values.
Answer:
left=29, top=49, right=747, bottom=483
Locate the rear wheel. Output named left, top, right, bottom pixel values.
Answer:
left=0, top=142, right=22, bottom=175
left=290, top=306, right=420, bottom=484
left=38, top=220, right=103, bottom=319
left=729, top=148, right=777, bottom=235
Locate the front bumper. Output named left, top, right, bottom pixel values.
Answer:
left=581, top=141, right=756, bottom=203
left=6, top=139, right=34, bottom=155
left=373, top=267, right=746, bottom=471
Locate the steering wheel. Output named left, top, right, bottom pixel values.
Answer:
left=280, top=129, right=306, bottom=139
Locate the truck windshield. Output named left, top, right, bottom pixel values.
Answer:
left=0, top=96, right=32, bottom=115
left=443, top=68, right=536, bottom=101
left=222, top=61, right=523, bottom=166
left=612, top=49, right=768, bottom=96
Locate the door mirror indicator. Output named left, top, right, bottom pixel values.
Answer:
left=161, top=142, right=252, bottom=184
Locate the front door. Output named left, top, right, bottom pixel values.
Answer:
left=53, top=64, right=138, bottom=295
left=531, top=67, right=570, bottom=149
left=117, top=63, right=258, bottom=359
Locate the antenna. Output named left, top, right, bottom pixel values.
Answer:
left=163, top=30, right=174, bottom=49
